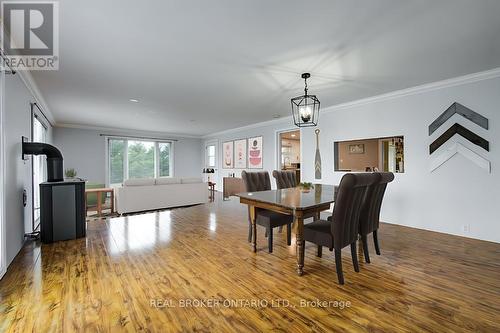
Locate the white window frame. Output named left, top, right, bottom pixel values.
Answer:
left=206, top=143, right=216, bottom=168
left=0, top=70, right=6, bottom=279
left=105, top=136, right=174, bottom=186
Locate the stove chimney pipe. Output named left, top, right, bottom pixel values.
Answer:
left=22, top=141, right=64, bottom=182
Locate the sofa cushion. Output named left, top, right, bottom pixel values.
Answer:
left=156, top=177, right=181, bottom=185
left=123, top=178, right=155, bottom=186
left=181, top=177, right=203, bottom=184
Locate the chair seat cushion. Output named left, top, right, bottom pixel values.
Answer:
left=256, top=209, right=293, bottom=228
left=304, top=219, right=334, bottom=248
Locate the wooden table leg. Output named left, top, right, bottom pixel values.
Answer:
left=97, top=191, right=102, bottom=217
left=294, top=212, right=305, bottom=276
left=110, top=190, right=114, bottom=213
left=249, top=205, right=257, bottom=253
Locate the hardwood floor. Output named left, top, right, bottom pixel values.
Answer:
left=1, top=192, right=499, bottom=332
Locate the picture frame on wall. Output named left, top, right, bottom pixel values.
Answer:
left=247, top=136, right=263, bottom=169
left=234, top=139, right=247, bottom=168
left=222, top=141, right=234, bottom=168
left=348, top=144, right=365, bottom=154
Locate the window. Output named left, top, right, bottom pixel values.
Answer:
left=108, top=138, right=173, bottom=186
left=158, top=142, right=171, bottom=177
left=334, top=136, right=404, bottom=173
left=109, top=139, right=125, bottom=184
left=206, top=144, right=216, bottom=167
left=128, top=140, right=155, bottom=179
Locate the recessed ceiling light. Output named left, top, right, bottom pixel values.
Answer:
left=129, top=98, right=139, bottom=103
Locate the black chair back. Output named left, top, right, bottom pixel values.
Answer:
left=241, top=171, right=271, bottom=192
left=272, top=170, right=297, bottom=189
left=331, top=173, right=377, bottom=250
left=359, top=172, right=394, bottom=236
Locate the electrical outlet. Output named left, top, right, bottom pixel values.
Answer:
left=463, top=225, right=470, bottom=233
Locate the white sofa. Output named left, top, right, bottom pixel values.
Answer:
left=115, top=177, right=208, bottom=214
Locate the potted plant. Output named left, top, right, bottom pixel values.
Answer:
left=298, top=182, right=314, bottom=193
left=65, top=168, right=77, bottom=179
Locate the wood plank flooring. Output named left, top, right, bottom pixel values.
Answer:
left=1, top=192, right=500, bottom=332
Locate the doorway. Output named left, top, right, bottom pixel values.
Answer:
left=278, top=130, right=301, bottom=181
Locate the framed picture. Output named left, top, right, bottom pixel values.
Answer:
left=349, top=144, right=365, bottom=154
left=234, top=139, right=247, bottom=168
left=222, top=141, right=234, bottom=168
left=247, top=136, right=263, bottom=169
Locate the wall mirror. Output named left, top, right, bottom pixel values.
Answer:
left=334, top=136, right=404, bottom=173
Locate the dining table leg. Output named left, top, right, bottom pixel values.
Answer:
left=249, top=205, right=257, bottom=253
left=295, top=212, right=305, bottom=276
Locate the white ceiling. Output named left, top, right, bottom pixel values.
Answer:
left=31, top=0, right=500, bottom=136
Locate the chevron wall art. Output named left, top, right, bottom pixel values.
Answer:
left=429, top=102, right=490, bottom=173
left=428, top=102, right=489, bottom=135
left=429, top=139, right=491, bottom=173
left=429, top=123, right=489, bottom=154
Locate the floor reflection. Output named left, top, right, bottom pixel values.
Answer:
left=108, top=210, right=173, bottom=255
left=209, top=212, right=217, bottom=232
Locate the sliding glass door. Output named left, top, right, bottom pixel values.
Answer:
left=108, top=138, right=173, bottom=187
left=0, top=70, right=5, bottom=277
left=32, top=115, right=47, bottom=230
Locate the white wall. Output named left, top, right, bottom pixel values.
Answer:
left=203, top=120, right=298, bottom=191
left=2, top=72, right=53, bottom=269
left=205, top=72, right=500, bottom=243
left=53, top=127, right=203, bottom=184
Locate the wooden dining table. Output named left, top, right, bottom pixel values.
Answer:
left=237, top=185, right=336, bottom=276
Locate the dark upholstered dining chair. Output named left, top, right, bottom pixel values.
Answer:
left=303, top=173, right=378, bottom=284
left=272, top=170, right=297, bottom=189
left=359, top=172, right=394, bottom=263
left=241, top=171, right=293, bottom=253
left=272, top=170, right=298, bottom=233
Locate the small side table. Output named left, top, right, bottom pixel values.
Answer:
left=85, top=188, right=114, bottom=216
left=208, top=182, right=216, bottom=201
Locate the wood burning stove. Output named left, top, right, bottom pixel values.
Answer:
left=22, top=141, right=86, bottom=243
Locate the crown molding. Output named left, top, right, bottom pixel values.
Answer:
left=203, top=67, right=500, bottom=138
left=202, top=117, right=293, bottom=139
left=321, top=67, right=500, bottom=115
left=55, top=123, right=202, bottom=139
left=1, top=24, right=55, bottom=125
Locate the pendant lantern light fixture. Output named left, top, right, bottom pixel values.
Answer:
left=291, top=73, right=320, bottom=127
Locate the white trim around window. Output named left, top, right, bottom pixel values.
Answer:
left=104, top=136, right=175, bottom=187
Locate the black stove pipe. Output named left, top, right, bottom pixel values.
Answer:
left=22, top=142, right=64, bottom=182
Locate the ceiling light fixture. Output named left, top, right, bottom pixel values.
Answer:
left=291, top=73, right=320, bottom=127
left=129, top=98, right=139, bottom=103
left=291, top=134, right=296, bottom=138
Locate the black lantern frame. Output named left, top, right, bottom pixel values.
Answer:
left=291, top=73, right=320, bottom=127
